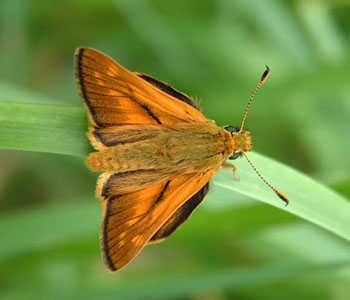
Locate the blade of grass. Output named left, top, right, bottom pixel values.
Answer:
left=0, top=100, right=349, bottom=242
left=243, top=223, right=350, bottom=263
left=0, top=100, right=88, bottom=156
left=213, top=152, right=350, bottom=240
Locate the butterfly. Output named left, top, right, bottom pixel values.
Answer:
left=75, top=47, right=288, bottom=271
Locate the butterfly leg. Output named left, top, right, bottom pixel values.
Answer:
left=222, top=162, right=240, bottom=181
left=232, top=164, right=240, bottom=181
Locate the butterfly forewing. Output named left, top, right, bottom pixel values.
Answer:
left=136, top=72, right=200, bottom=110
left=75, top=48, right=206, bottom=128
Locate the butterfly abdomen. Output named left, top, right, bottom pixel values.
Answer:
left=87, top=142, right=163, bottom=173
left=87, top=122, right=234, bottom=174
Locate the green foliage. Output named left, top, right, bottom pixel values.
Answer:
left=0, top=101, right=87, bottom=156
left=1, top=0, right=350, bottom=299
left=215, top=153, right=350, bottom=240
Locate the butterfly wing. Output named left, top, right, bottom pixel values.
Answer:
left=135, top=72, right=199, bottom=110
left=75, top=47, right=206, bottom=129
left=149, top=182, right=209, bottom=243
left=101, top=170, right=214, bottom=271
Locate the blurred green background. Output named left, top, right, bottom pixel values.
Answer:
left=1, top=0, right=350, bottom=299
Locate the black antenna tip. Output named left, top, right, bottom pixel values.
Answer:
left=276, top=191, right=289, bottom=207
left=260, top=66, right=271, bottom=83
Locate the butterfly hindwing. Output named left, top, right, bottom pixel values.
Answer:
left=100, top=171, right=213, bottom=271
left=149, top=182, right=209, bottom=243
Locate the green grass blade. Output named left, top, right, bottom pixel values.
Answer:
left=0, top=100, right=349, bottom=242
left=0, top=101, right=88, bottom=156
left=213, top=152, right=350, bottom=240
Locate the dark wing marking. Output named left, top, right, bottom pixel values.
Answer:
left=136, top=73, right=199, bottom=110
left=150, top=182, right=209, bottom=242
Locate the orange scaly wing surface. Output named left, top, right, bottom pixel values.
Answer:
left=149, top=182, right=209, bottom=243
left=75, top=47, right=206, bottom=129
left=101, top=170, right=214, bottom=271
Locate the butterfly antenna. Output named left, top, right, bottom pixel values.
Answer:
left=240, top=66, right=271, bottom=131
left=243, top=152, right=289, bottom=206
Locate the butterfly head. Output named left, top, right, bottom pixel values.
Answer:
left=224, top=125, right=252, bottom=160
left=222, top=67, right=289, bottom=206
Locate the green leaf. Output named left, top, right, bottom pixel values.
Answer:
left=0, top=101, right=88, bottom=156
left=0, top=100, right=349, bottom=243
left=213, top=152, right=350, bottom=241
left=243, top=222, right=350, bottom=263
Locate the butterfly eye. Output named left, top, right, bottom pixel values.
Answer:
left=224, top=125, right=239, bottom=134
left=229, top=152, right=242, bottom=160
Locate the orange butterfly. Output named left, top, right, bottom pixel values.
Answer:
left=75, top=48, right=288, bottom=271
